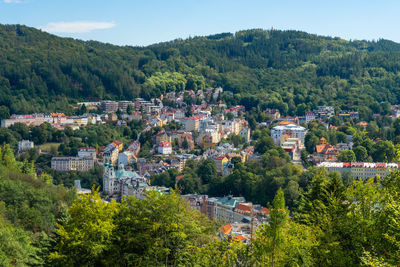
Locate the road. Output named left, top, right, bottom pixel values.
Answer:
left=136, top=126, right=151, bottom=142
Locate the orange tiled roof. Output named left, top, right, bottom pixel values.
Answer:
left=236, top=203, right=251, bottom=213
left=235, top=235, right=247, bottom=241
left=221, top=224, right=233, bottom=235
left=316, top=144, right=338, bottom=155
left=260, top=207, right=269, bottom=215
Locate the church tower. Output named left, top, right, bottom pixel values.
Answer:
left=103, top=158, right=115, bottom=196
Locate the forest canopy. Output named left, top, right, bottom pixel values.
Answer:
left=1, top=24, right=400, bottom=118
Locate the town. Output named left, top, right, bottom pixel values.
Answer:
left=2, top=87, right=400, bottom=241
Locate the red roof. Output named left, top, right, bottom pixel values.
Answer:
left=113, top=140, right=122, bottom=146
left=159, top=141, right=172, bottom=147
left=260, top=208, right=270, bottom=215
left=221, top=224, right=233, bottom=235
left=236, top=203, right=251, bottom=213
left=156, top=131, right=166, bottom=136
left=181, top=133, right=192, bottom=138
left=215, top=156, right=227, bottom=160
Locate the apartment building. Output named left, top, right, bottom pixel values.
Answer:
left=51, top=157, right=94, bottom=171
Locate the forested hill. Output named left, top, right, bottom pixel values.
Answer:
left=2, top=24, right=400, bottom=117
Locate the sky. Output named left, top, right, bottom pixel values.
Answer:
left=1, top=0, right=400, bottom=46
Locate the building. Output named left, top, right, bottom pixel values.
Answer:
left=78, top=147, right=97, bottom=160
left=158, top=141, right=172, bottom=155
left=118, top=151, right=137, bottom=166
left=315, top=106, right=335, bottom=119
left=183, top=117, right=200, bottom=132
left=118, top=101, right=133, bottom=112
left=103, top=161, right=148, bottom=198
left=271, top=124, right=307, bottom=146
left=127, top=141, right=141, bottom=155
left=112, top=140, right=124, bottom=152
left=317, top=162, right=399, bottom=179
left=51, top=157, right=94, bottom=172
left=155, top=131, right=172, bottom=145
left=18, top=140, right=34, bottom=153
left=313, top=138, right=338, bottom=163
left=305, top=112, right=316, bottom=123
left=240, top=127, right=251, bottom=143
left=103, top=143, right=119, bottom=166
left=337, top=110, right=359, bottom=120
left=214, top=156, right=229, bottom=175
left=281, top=138, right=302, bottom=161
left=265, top=109, right=281, bottom=120
left=101, top=100, right=118, bottom=113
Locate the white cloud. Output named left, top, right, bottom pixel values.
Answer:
left=3, top=0, right=22, bottom=3
left=40, top=21, right=116, bottom=34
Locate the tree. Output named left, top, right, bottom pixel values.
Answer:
left=126, top=104, right=133, bottom=115
left=197, top=159, right=217, bottom=184
left=0, top=217, right=41, bottom=266
left=49, top=187, right=118, bottom=266
left=305, top=134, right=320, bottom=154
left=225, top=112, right=234, bottom=120
left=0, top=106, right=10, bottom=120
left=111, top=190, right=215, bottom=266
left=255, top=136, right=274, bottom=154
left=371, top=140, right=395, bottom=162
left=256, top=188, right=288, bottom=266
left=337, top=150, right=356, bottom=162
left=353, top=146, right=368, bottom=161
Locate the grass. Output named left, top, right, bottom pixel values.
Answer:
left=38, top=142, right=61, bottom=153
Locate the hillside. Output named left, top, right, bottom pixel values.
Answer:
left=1, top=25, right=400, bottom=118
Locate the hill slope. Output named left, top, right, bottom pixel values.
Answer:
left=1, top=25, right=400, bottom=118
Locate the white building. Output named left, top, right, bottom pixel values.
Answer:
left=51, top=157, right=94, bottom=172
left=271, top=124, right=307, bottom=145
left=18, top=140, right=34, bottom=152
left=305, top=112, right=316, bottom=123
left=78, top=147, right=97, bottom=160
left=158, top=141, right=172, bottom=155
left=317, top=162, right=399, bottom=179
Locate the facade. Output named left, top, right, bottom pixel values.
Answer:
left=118, top=151, right=137, bottom=166
left=315, top=106, right=335, bottom=119
left=127, top=141, right=141, bottom=155
left=214, top=156, right=229, bottom=175
left=337, top=110, right=359, bottom=120
left=78, top=147, right=97, bottom=160
left=317, top=162, right=399, bottom=179
left=103, top=143, right=119, bottom=166
left=281, top=138, right=302, bottom=161
left=183, top=117, right=200, bottom=132
left=101, top=100, right=118, bottom=113
left=51, top=157, right=94, bottom=172
left=158, top=141, right=172, bottom=155
left=18, top=140, right=34, bottom=152
left=305, top=112, right=316, bottom=123
left=118, top=101, right=134, bottom=112
left=240, top=127, right=251, bottom=143
left=271, top=124, right=307, bottom=145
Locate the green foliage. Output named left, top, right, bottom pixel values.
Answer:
left=49, top=187, right=118, bottom=266
left=337, top=150, right=356, bottom=162
left=2, top=25, right=400, bottom=118
left=50, top=189, right=216, bottom=266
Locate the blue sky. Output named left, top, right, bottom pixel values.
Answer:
left=1, top=0, right=400, bottom=46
